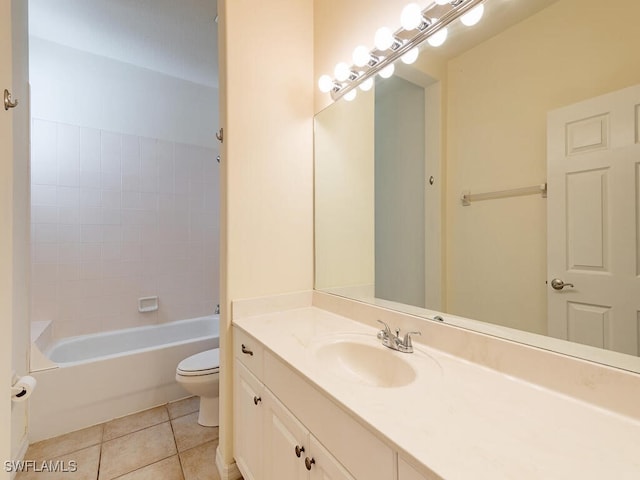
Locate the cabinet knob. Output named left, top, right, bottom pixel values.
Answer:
left=253, top=396, right=261, bottom=405
left=305, top=457, right=315, bottom=471
left=241, top=344, right=254, bottom=356
left=295, top=445, right=305, bottom=458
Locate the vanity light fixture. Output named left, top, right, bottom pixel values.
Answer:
left=318, top=0, right=487, bottom=101
left=460, top=4, right=485, bottom=26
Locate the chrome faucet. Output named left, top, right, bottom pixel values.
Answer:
left=376, top=320, right=421, bottom=353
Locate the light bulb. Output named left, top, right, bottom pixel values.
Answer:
left=400, top=3, right=423, bottom=31
left=379, top=63, right=395, bottom=79
left=401, top=47, right=420, bottom=65
left=344, top=89, right=357, bottom=102
left=374, top=26, right=394, bottom=51
left=334, top=62, right=351, bottom=82
left=435, top=0, right=449, bottom=5
left=353, top=46, right=370, bottom=67
left=359, top=77, right=374, bottom=91
left=460, top=4, right=484, bottom=26
left=318, top=75, right=334, bottom=93
left=427, top=27, right=448, bottom=47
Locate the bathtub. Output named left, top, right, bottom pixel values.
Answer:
left=29, top=315, right=219, bottom=442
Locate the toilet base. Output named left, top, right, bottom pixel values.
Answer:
left=198, top=396, right=219, bottom=427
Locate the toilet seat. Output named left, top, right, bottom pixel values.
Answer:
left=176, top=349, right=220, bottom=376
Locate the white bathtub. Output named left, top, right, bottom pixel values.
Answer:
left=29, top=315, right=219, bottom=442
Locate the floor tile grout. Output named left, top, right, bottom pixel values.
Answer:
left=20, top=397, right=212, bottom=480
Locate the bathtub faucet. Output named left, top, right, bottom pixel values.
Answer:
left=215, top=304, right=220, bottom=315
left=376, top=320, right=421, bottom=353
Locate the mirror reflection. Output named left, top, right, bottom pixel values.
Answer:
left=314, top=0, right=640, bottom=372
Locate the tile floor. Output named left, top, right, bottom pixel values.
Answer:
left=17, top=397, right=220, bottom=480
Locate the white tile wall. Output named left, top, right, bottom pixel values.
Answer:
left=30, top=118, right=219, bottom=339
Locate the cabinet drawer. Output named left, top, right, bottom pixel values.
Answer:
left=264, top=351, right=394, bottom=480
left=234, top=326, right=264, bottom=380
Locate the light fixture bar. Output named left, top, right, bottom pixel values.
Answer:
left=329, top=0, right=486, bottom=101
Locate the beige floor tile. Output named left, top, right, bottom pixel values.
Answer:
left=171, top=412, right=219, bottom=452
left=104, top=406, right=169, bottom=441
left=112, top=455, right=184, bottom=480
left=99, top=422, right=176, bottom=480
left=167, top=396, right=199, bottom=419
left=179, top=440, right=220, bottom=480
left=25, top=424, right=103, bottom=462
left=15, top=444, right=101, bottom=480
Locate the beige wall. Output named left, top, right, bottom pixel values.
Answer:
left=315, top=89, right=374, bottom=290
left=314, top=0, right=423, bottom=113
left=0, top=0, right=15, bottom=471
left=218, top=0, right=314, bottom=469
left=445, top=0, right=640, bottom=333
left=220, top=0, right=640, bottom=470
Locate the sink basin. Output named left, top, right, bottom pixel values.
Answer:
left=311, top=335, right=417, bottom=388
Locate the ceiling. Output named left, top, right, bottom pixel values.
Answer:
left=28, top=0, right=219, bottom=88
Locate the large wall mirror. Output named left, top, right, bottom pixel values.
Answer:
left=314, top=0, right=640, bottom=373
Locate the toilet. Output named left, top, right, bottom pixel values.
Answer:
left=175, top=349, right=220, bottom=427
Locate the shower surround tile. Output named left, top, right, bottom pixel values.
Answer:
left=30, top=119, right=220, bottom=339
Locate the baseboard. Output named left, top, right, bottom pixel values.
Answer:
left=216, top=445, right=242, bottom=480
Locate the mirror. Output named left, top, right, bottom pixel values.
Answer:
left=314, top=0, right=640, bottom=373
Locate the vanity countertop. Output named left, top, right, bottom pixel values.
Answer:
left=233, top=306, right=640, bottom=479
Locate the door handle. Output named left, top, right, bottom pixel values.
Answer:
left=4, top=89, right=18, bottom=111
left=550, top=278, right=574, bottom=290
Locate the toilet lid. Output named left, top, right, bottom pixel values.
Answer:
left=177, top=349, right=220, bottom=376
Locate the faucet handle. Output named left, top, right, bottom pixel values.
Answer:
left=376, top=319, right=391, bottom=338
left=402, top=331, right=421, bottom=348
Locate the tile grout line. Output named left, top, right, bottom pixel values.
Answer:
left=96, top=423, right=104, bottom=480
left=167, top=404, right=188, bottom=479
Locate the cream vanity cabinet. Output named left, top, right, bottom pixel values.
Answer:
left=233, top=326, right=400, bottom=480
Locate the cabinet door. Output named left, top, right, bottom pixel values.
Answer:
left=234, top=360, right=264, bottom=480
left=308, top=436, right=356, bottom=480
left=263, top=390, right=308, bottom=480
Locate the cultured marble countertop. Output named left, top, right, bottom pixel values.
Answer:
left=233, top=306, right=640, bottom=479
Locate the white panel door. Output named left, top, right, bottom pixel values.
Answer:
left=547, top=84, right=640, bottom=355
left=263, top=389, right=308, bottom=480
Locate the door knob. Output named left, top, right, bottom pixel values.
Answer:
left=550, top=278, right=574, bottom=290
left=4, top=89, right=18, bottom=111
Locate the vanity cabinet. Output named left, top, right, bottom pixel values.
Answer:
left=234, top=361, right=263, bottom=480
left=234, top=329, right=265, bottom=480
left=263, top=389, right=355, bottom=480
left=235, top=326, right=429, bottom=480
left=234, top=327, right=356, bottom=480
left=398, top=456, right=433, bottom=480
